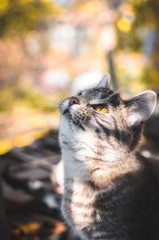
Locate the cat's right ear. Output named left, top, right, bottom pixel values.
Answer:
left=97, top=73, right=111, bottom=88
left=127, top=90, right=157, bottom=127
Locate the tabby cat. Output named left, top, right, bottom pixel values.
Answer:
left=58, top=73, right=159, bottom=240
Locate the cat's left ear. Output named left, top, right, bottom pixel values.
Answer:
left=97, top=73, right=111, bottom=88
left=127, top=90, right=157, bottom=127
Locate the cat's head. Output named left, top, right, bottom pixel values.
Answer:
left=58, top=73, right=156, bottom=163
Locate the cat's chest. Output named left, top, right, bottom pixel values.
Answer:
left=63, top=179, right=96, bottom=229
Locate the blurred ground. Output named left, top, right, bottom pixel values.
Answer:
left=0, top=127, right=159, bottom=240
left=1, top=131, right=65, bottom=240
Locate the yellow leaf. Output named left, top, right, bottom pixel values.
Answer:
left=117, top=17, right=132, bottom=33
left=0, top=139, right=13, bottom=155
left=0, top=0, right=8, bottom=11
left=20, top=222, right=40, bottom=233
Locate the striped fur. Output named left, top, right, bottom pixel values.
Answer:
left=58, top=76, right=159, bottom=240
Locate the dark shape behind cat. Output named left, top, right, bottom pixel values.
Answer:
left=58, top=73, right=159, bottom=240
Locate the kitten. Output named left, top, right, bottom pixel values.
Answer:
left=58, top=73, right=159, bottom=240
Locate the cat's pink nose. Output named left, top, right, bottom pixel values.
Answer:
left=69, top=97, right=79, bottom=106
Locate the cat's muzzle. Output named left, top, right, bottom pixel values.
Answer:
left=58, top=97, right=79, bottom=115
left=59, top=97, right=89, bottom=124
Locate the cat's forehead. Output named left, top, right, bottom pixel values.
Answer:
left=76, top=87, right=114, bottom=100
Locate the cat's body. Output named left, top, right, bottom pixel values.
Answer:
left=58, top=74, right=159, bottom=240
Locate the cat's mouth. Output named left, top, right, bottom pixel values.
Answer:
left=64, top=108, right=80, bottom=124
left=63, top=108, right=73, bottom=120
left=58, top=98, right=71, bottom=116
left=63, top=107, right=86, bottom=130
left=63, top=107, right=70, bottom=115
left=58, top=100, right=77, bottom=123
left=59, top=97, right=78, bottom=119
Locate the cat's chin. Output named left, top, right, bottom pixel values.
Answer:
left=62, top=110, right=85, bottom=131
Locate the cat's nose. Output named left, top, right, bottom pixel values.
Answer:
left=69, top=97, right=79, bottom=106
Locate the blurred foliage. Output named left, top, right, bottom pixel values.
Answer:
left=0, top=0, right=61, bottom=37
left=0, top=82, right=60, bottom=113
left=140, top=64, right=159, bottom=85
left=117, top=0, right=155, bottom=51
left=0, top=86, right=15, bottom=112
left=0, top=0, right=159, bottom=155
left=116, top=0, right=159, bottom=87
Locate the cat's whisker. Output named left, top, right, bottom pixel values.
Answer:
left=37, top=98, right=57, bottom=103
left=45, top=93, right=65, bottom=104
left=35, top=106, right=58, bottom=109
left=56, top=81, right=66, bottom=101
left=36, top=101, right=58, bottom=108
left=38, top=95, right=60, bottom=102
left=43, top=106, right=58, bottom=109
left=38, top=97, right=60, bottom=105
left=47, top=95, right=62, bottom=104
left=108, top=91, right=119, bottom=98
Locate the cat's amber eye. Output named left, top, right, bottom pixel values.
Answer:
left=93, top=106, right=108, bottom=113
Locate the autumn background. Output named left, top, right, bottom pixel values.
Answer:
left=0, top=0, right=159, bottom=155
left=0, top=0, right=159, bottom=239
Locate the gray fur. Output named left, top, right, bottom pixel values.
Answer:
left=58, top=74, right=158, bottom=240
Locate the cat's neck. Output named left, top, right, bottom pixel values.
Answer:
left=91, top=155, right=142, bottom=187
left=62, top=149, right=144, bottom=189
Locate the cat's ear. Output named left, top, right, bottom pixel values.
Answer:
left=127, top=91, right=157, bottom=127
left=97, top=73, right=111, bottom=88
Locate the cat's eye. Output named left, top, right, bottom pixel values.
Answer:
left=93, top=105, right=108, bottom=113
